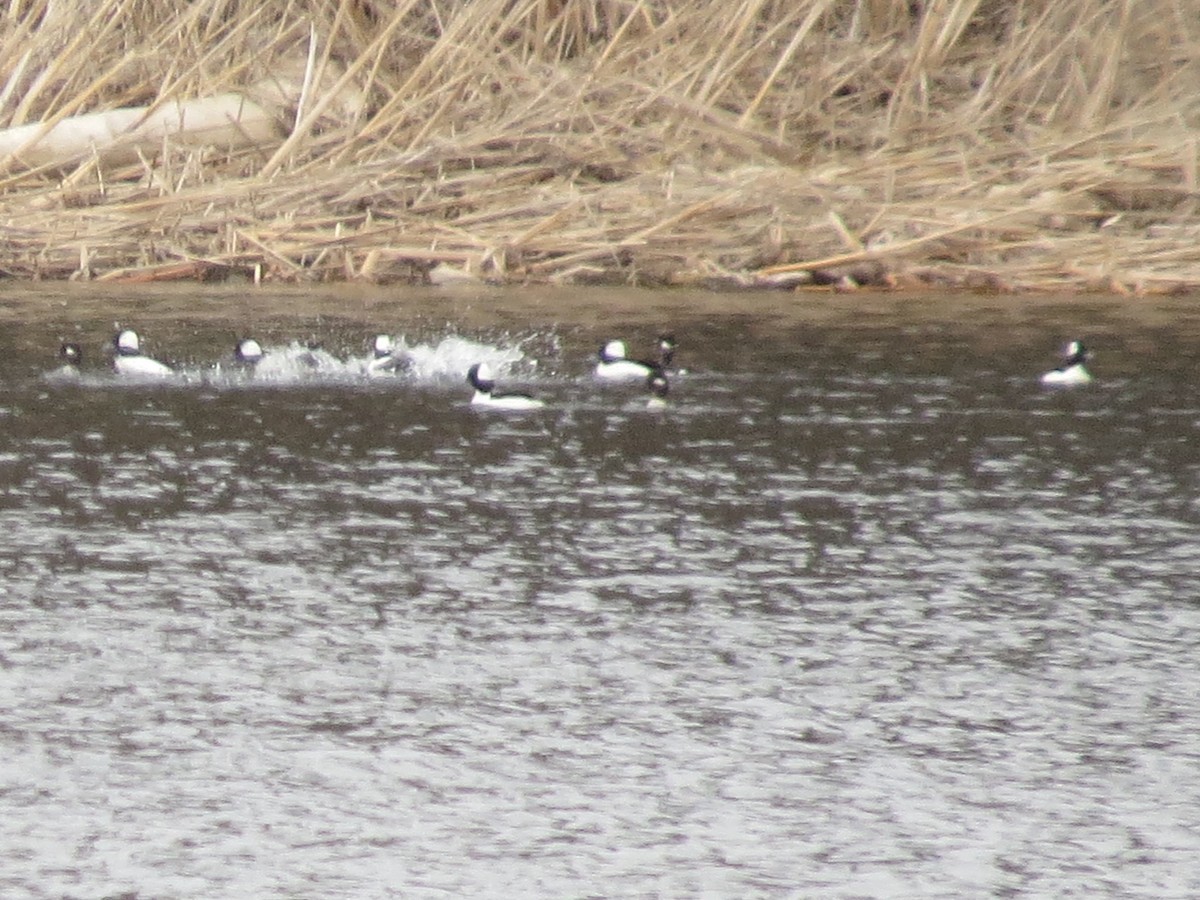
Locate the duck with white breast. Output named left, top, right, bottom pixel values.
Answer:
left=467, top=362, right=544, bottom=410
left=113, top=329, right=174, bottom=379
left=595, top=334, right=676, bottom=381
left=1040, top=340, right=1092, bottom=387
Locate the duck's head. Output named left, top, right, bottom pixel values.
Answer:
left=657, top=333, right=676, bottom=367
left=1065, top=340, right=1090, bottom=364
left=59, top=342, right=82, bottom=366
left=373, top=334, right=394, bottom=359
left=235, top=338, right=264, bottom=364
left=114, top=329, right=141, bottom=356
left=647, top=369, right=669, bottom=400
left=467, top=362, right=495, bottom=393
left=599, top=340, right=627, bottom=363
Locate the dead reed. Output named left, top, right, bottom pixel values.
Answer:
left=0, top=0, right=1198, bottom=292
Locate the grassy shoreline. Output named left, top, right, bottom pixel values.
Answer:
left=1, top=1, right=1199, bottom=293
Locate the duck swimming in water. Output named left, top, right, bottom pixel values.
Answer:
left=367, top=334, right=410, bottom=376
left=656, top=334, right=677, bottom=370
left=43, top=342, right=83, bottom=382
left=594, top=334, right=676, bottom=381
left=467, top=362, right=544, bottom=409
left=234, top=338, right=265, bottom=366
left=645, top=369, right=670, bottom=409
left=1040, top=340, right=1092, bottom=387
left=113, top=329, right=174, bottom=379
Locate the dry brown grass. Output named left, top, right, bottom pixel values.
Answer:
left=0, top=0, right=1199, bottom=292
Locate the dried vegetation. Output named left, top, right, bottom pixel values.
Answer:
left=0, top=0, right=1198, bottom=292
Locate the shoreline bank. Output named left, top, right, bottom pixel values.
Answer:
left=10, top=155, right=1198, bottom=297
left=2, top=2, right=1199, bottom=295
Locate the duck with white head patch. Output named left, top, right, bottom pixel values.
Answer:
left=367, top=334, right=410, bottom=376
left=1040, top=340, right=1092, bottom=387
left=657, top=333, right=677, bottom=370
left=235, top=338, right=265, bottom=367
left=113, top=329, right=174, bottom=379
left=467, top=362, right=544, bottom=409
left=594, top=333, right=676, bottom=381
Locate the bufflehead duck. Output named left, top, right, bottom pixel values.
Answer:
left=467, top=362, right=544, bottom=409
left=235, top=338, right=265, bottom=366
left=657, top=333, right=677, bottom=370
left=1040, top=340, right=1092, bottom=387
left=367, top=334, right=410, bottom=376
left=113, top=329, right=174, bottom=379
left=594, top=334, right=675, bottom=381
left=646, top=369, right=669, bottom=409
left=44, top=342, right=83, bottom=382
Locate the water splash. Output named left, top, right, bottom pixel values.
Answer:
left=364, top=335, right=528, bottom=382
left=239, top=341, right=346, bottom=382
left=182, top=335, right=535, bottom=388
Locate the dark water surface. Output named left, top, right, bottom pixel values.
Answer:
left=1, top=284, right=1199, bottom=898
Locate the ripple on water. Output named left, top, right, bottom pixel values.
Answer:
left=1, top=314, right=1200, bottom=897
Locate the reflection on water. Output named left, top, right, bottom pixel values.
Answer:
left=1, top=286, right=1199, bottom=897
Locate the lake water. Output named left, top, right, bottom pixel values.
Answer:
left=1, top=284, right=1199, bottom=898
